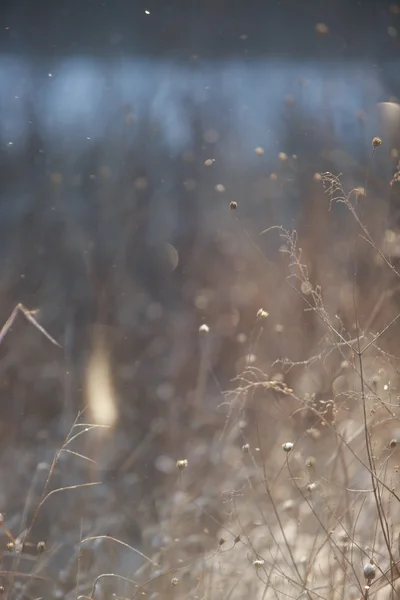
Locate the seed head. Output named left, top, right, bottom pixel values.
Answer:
left=171, top=577, right=179, bottom=586
left=230, top=201, right=237, bottom=210
left=372, top=137, right=382, bottom=149
left=219, top=537, right=226, bottom=546
left=363, top=562, right=376, bottom=581
left=253, top=558, right=265, bottom=568
left=176, top=459, right=188, bottom=471
left=234, top=534, right=241, bottom=544
left=354, top=187, right=366, bottom=200
left=37, top=541, right=46, bottom=553
left=255, top=147, right=264, bottom=156
left=6, top=542, right=14, bottom=553
left=199, top=324, right=210, bottom=335
left=282, top=442, right=294, bottom=453
left=390, top=439, right=398, bottom=449
left=242, top=443, right=250, bottom=454
left=257, top=308, right=269, bottom=320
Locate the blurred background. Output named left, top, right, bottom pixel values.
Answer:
left=0, top=0, right=400, bottom=596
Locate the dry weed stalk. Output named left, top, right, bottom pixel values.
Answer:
left=188, top=141, right=400, bottom=600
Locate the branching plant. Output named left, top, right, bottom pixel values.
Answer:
left=3, top=138, right=400, bottom=600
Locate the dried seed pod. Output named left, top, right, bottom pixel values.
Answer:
left=176, top=459, right=188, bottom=471
left=257, top=309, right=269, bottom=320
left=363, top=562, right=376, bottom=581
left=282, top=442, right=294, bottom=453
left=372, top=137, right=382, bottom=148
left=253, top=558, right=265, bottom=568
left=199, top=324, right=210, bottom=335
